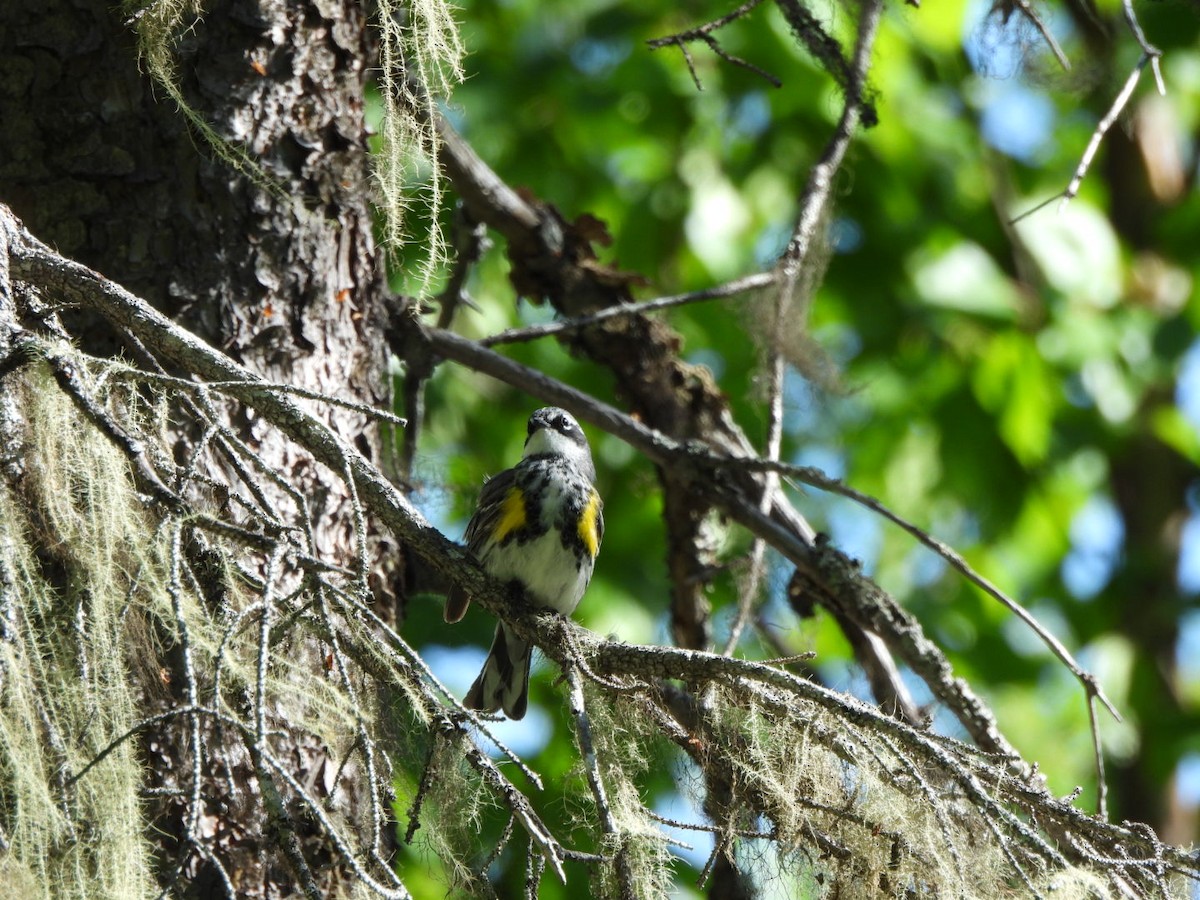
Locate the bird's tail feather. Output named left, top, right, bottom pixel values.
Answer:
left=463, top=623, right=532, bottom=720
left=444, top=586, right=470, bottom=623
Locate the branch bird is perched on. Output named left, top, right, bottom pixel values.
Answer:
left=446, top=407, right=604, bottom=719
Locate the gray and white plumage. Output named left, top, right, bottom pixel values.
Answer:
left=446, top=407, right=603, bottom=719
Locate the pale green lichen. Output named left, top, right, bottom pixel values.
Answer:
left=573, top=686, right=674, bottom=900
left=376, top=0, right=464, bottom=288
left=121, top=0, right=463, bottom=285
left=0, top=364, right=157, bottom=899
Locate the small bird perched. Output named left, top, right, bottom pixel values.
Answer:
left=446, top=407, right=603, bottom=720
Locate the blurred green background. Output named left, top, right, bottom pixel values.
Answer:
left=384, top=0, right=1200, bottom=893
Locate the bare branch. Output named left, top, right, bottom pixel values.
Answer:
left=1006, top=0, right=1072, bottom=71
left=9, top=202, right=1198, bottom=898
left=565, top=668, right=637, bottom=900
left=1121, top=0, right=1164, bottom=88
left=774, top=0, right=878, bottom=126
left=1055, top=54, right=1153, bottom=214
left=104, top=367, right=408, bottom=428
left=1088, top=693, right=1110, bottom=820
left=480, top=273, right=776, bottom=347
left=647, top=0, right=767, bottom=44
left=1014, top=7, right=1164, bottom=226
left=646, top=0, right=780, bottom=88
left=751, top=457, right=1120, bottom=721
left=697, top=33, right=783, bottom=88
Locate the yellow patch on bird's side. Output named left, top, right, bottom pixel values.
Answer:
left=578, top=490, right=601, bottom=558
left=493, top=487, right=527, bottom=542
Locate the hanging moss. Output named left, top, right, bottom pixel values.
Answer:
left=0, top=363, right=157, bottom=899
left=121, top=0, right=463, bottom=286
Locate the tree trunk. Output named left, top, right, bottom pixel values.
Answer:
left=0, top=1, right=397, bottom=893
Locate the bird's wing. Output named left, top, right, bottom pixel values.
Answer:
left=444, top=466, right=519, bottom=623
left=463, top=466, right=520, bottom=554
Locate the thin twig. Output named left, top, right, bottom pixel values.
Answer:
left=647, top=0, right=778, bottom=89
left=1056, top=55, right=1152, bottom=214
left=480, top=272, right=776, bottom=347
left=524, top=845, right=546, bottom=900
left=41, top=345, right=181, bottom=507
left=741, top=456, right=1121, bottom=722
left=405, top=734, right=442, bottom=844
left=167, top=522, right=206, bottom=842
left=316, top=582, right=396, bottom=873
left=698, top=33, right=783, bottom=87
left=259, top=746, right=412, bottom=899
left=1007, top=0, right=1071, bottom=72
left=566, top=667, right=637, bottom=900
left=1013, top=53, right=1154, bottom=224
left=1087, top=694, right=1109, bottom=819
left=1121, top=0, right=1164, bottom=94
left=480, top=814, right=516, bottom=876
left=66, top=705, right=242, bottom=789
left=108, top=365, right=407, bottom=427
left=721, top=313, right=782, bottom=655
left=649, top=811, right=768, bottom=841
left=647, top=0, right=766, bottom=45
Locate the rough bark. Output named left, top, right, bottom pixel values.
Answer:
left=0, top=1, right=395, bottom=893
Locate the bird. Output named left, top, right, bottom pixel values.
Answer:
left=445, top=406, right=603, bottom=720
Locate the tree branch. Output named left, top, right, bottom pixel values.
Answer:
left=1013, top=1, right=1164, bottom=224
left=7, top=201, right=1198, bottom=897
left=646, top=0, right=781, bottom=89
left=422, top=325, right=1017, bottom=757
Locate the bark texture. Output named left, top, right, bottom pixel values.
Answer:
left=0, top=1, right=395, bottom=893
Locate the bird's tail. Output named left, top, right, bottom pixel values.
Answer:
left=463, top=623, right=533, bottom=720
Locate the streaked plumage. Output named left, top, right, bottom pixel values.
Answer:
left=446, top=407, right=603, bottom=719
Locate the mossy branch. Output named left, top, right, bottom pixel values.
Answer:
left=5, top=202, right=1199, bottom=897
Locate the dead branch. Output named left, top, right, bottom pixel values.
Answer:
left=1013, top=0, right=1164, bottom=224
left=424, top=74, right=919, bottom=720
left=423, top=325, right=1016, bottom=755
left=480, top=272, right=776, bottom=347
left=646, top=0, right=780, bottom=89
left=6, top=201, right=1199, bottom=898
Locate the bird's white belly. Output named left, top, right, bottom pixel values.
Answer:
left=481, top=526, right=593, bottom=616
